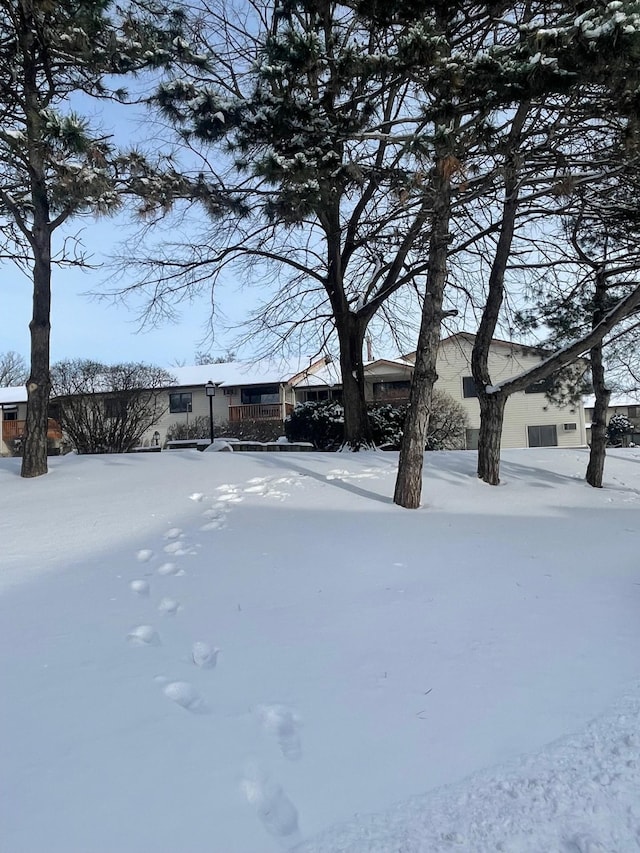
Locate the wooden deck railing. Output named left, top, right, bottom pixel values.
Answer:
left=228, top=403, right=294, bottom=422
left=2, top=419, right=63, bottom=441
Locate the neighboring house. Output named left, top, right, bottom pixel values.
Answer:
left=144, top=357, right=337, bottom=447
left=403, top=333, right=587, bottom=449
left=584, top=393, right=640, bottom=445
left=0, top=386, right=63, bottom=456
left=141, top=333, right=586, bottom=450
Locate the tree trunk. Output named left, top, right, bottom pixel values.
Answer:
left=472, top=102, right=529, bottom=485
left=20, top=7, right=52, bottom=478
left=21, top=235, right=52, bottom=478
left=586, top=269, right=609, bottom=488
left=394, top=157, right=451, bottom=508
left=336, top=311, right=373, bottom=449
left=476, top=392, right=507, bottom=485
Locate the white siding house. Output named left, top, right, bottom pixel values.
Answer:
left=404, top=333, right=587, bottom=449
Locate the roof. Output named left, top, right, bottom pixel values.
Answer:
left=584, top=393, right=640, bottom=409
left=167, top=356, right=334, bottom=389
left=0, top=386, right=27, bottom=405
left=441, top=331, right=549, bottom=355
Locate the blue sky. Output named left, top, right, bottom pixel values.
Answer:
left=1, top=219, right=246, bottom=369
left=1, top=89, right=253, bottom=370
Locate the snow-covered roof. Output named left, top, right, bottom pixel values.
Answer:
left=168, top=357, right=334, bottom=389
left=584, top=393, right=640, bottom=409
left=0, top=386, right=27, bottom=405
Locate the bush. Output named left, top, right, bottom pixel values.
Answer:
left=607, top=413, right=633, bottom=445
left=217, top=418, right=286, bottom=443
left=284, top=399, right=345, bottom=450
left=284, top=391, right=468, bottom=451
left=166, top=416, right=211, bottom=442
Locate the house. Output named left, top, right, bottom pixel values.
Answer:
left=0, top=386, right=63, bottom=457
left=144, top=356, right=338, bottom=446
left=424, top=333, right=588, bottom=449
left=584, top=393, right=640, bottom=445
left=140, top=333, right=586, bottom=450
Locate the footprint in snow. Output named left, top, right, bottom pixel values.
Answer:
left=157, top=562, right=184, bottom=577
left=242, top=769, right=301, bottom=843
left=217, top=493, right=244, bottom=504
left=136, top=549, right=154, bottom=563
left=189, top=493, right=205, bottom=502
left=192, top=641, right=220, bottom=669
left=163, top=541, right=195, bottom=556
left=162, top=680, right=211, bottom=714
left=157, top=596, right=181, bottom=616
left=129, top=579, right=150, bottom=597
left=158, top=597, right=181, bottom=616
left=127, top=625, right=161, bottom=646
left=163, top=527, right=183, bottom=540
left=258, top=704, right=302, bottom=760
left=201, top=519, right=226, bottom=532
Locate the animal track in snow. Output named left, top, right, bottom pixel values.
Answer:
left=129, top=580, right=150, bottom=597
left=242, top=769, right=301, bottom=842
left=158, top=597, right=181, bottom=616
left=163, top=541, right=195, bottom=556
left=136, top=549, right=154, bottom=563
left=163, top=527, right=183, bottom=540
left=216, top=493, right=244, bottom=504
left=127, top=625, right=161, bottom=646
left=192, top=641, right=220, bottom=669
left=258, top=704, right=302, bottom=760
left=162, top=680, right=210, bottom=714
left=157, top=561, right=183, bottom=577
left=200, top=517, right=226, bottom=532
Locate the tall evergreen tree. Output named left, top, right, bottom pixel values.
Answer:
left=0, top=0, right=205, bottom=477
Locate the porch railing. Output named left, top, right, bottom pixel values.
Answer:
left=228, top=403, right=294, bottom=422
left=2, top=419, right=63, bottom=441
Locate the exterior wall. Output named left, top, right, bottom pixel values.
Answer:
left=435, top=336, right=586, bottom=449
left=1, top=402, right=28, bottom=456
left=141, top=386, right=233, bottom=446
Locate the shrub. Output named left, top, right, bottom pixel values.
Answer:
left=607, top=413, right=633, bottom=445
left=285, top=391, right=468, bottom=451
left=166, top=416, right=211, bottom=442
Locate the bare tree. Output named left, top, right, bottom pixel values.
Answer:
left=0, top=351, right=27, bottom=387
left=51, top=360, right=175, bottom=454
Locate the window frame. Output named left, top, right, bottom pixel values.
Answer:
left=527, top=424, right=558, bottom=447
left=462, top=376, right=478, bottom=398
left=169, top=392, right=193, bottom=414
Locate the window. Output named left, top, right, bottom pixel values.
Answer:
left=105, top=397, right=128, bottom=419
left=465, top=428, right=480, bottom=450
left=524, top=376, right=554, bottom=394
left=223, top=388, right=236, bottom=396
left=2, top=408, right=17, bottom=421
left=241, top=385, right=279, bottom=405
left=462, top=376, right=478, bottom=398
left=527, top=424, right=558, bottom=447
left=563, top=423, right=577, bottom=431
left=372, top=380, right=411, bottom=400
left=169, top=392, right=192, bottom=413
left=305, top=389, right=330, bottom=402
left=628, top=406, right=637, bottom=418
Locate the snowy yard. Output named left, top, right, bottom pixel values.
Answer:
left=0, top=448, right=638, bottom=852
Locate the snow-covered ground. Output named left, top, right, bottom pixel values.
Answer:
left=0, top=447, right=638, bottom=852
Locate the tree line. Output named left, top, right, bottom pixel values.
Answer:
left=2, top=0, right=640, bottom=507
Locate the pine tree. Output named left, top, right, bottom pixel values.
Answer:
left=0, top=0, right=205, bottom=477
